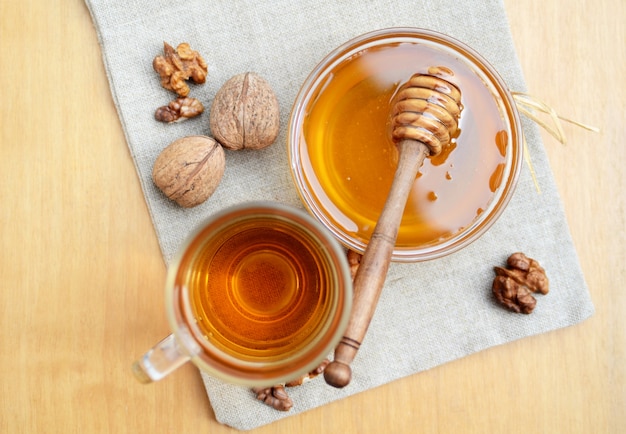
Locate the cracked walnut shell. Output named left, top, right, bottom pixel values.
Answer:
left=152, top=136, right=225, bottom=208
left=209, top=72, right=280, bottom=150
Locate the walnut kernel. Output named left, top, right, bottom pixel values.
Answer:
left=252, top=385, right=293, bottom=412
left=492, top=252, right=549, bottom=314
left=155, top=97, right=204, bottom=123
left=153, top=42, right=208, bottom=97
left=209, top=72, right=280, bottom=150
left=152, top=136, right=225, bottom=208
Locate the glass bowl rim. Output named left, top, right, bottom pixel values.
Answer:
left=288, top=27, right=523, bottom=262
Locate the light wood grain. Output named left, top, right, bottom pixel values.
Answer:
left=0, top=0, right=623, bottom=433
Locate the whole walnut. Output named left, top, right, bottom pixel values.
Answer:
left=209, top=72, right=280, bottom=150
left=152, top=136, right=225, bottom=208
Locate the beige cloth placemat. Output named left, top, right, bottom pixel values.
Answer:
left=85, top=0, right=594, bottom=429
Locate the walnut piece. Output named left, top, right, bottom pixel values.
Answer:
left=155, top=97, right=204, bottom=123
left=252, top=358, right=330, bottom=411
left=252, top=385, right=293, bottom=412
left=152, top=136, right=225, bottom=208
left=209, top=72, right=280, bottom=150
left=492, top=252, right=549, bottom=314
left=153, top=42, right=208, bottom=97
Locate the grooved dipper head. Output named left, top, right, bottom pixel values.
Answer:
left=390, top=66, right=463, bottom=156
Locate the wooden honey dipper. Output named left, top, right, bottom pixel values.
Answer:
left=324, top=66, right=463, bottom=388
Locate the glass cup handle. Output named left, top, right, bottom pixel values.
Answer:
left=132, top=334, right=193, bottom=384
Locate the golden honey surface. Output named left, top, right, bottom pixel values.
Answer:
left=301, top=42, right=509, bottom=248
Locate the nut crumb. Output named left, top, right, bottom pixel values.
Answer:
left=285, top=358, right=330, bottom=387
left=347, top=249, right=362, bottom=280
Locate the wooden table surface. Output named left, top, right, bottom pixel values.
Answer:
left=1, top=0, right=624, bottom=432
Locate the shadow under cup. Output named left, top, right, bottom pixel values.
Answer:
left=164, top=202, right=352, bottom=387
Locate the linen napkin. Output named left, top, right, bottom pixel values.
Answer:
left=84, top=0, right=594, bottom=429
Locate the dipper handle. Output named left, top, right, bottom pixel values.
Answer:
left=324, top=66, right=463, bottom=389
left=324, top=139, right=429, bottom=388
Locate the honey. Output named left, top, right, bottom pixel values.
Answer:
left=293, top=35, right=520, bottom=259
left=180, top=216, right=336, bottom=361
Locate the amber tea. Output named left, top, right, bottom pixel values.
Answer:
left=182, top=214, right=337, bottom=359
left=133, top=202, right=351, bottom=386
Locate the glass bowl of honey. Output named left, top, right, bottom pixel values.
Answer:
left=288, top=28, right=523, bottom=262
